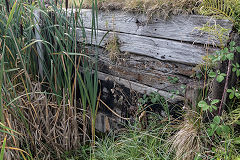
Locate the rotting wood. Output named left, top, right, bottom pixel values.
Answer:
left=94, top=48, right=194, bottom=94
left=184, top=81, right=204, bottom=111
left=77, top=9, right=232, bottom=45
left=98, top=71, right=184, bottom=103
left=76, top=28, right=215, bottom=65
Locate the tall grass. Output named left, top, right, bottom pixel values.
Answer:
left=0, top=0, right=99, bottom=159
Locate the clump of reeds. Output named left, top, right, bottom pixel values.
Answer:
left=0, top=0, right=99, bottom=159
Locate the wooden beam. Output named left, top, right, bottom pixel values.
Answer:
left=78, top=9, right=232, bottom=45
left=98, top=71, right=184, bottom=103
left=76, top=28, right=215, bottom=65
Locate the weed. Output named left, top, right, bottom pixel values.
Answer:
left=105, top=33, right=120, bottom=62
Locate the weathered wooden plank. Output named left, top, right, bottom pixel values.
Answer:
left=94, top=48, right=194, bottom=94
left=76, top=28, right=214, bottom=65
left=78, top=9, right=232, bottom=45
left=98, top=71, right=184, bottom=102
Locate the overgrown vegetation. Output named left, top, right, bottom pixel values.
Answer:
left=0, top=0, right=99, bottom=159
left=72, top=0, right=201, bottom=19
left=1, top=0, right=240, bottom=160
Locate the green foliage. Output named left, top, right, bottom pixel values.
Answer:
left=198, top=99, right=219, bottom=112
left=227, top=87, right=240, bottom=99
left=90, top=113, right=175, bottom=160
left=0, top=0, right=99, bottom=158
left=209, top=41, right=239, bottom=63
left=138, top=92, right=170, bottom=118
left=199, top=0, right=236, bottom=22
left=232, top=62, right=240, bottom=77
left=168, top=76, right=179, bottom=84
left=230, top=108, right=240, bottom=125
left=195, top=23, right=230, bottom=48
left=207, top=116, right=231, bottom=136
left=139, top=92, right=165, bottom=105
left=0, top=137, right=6, bottom=160
left=198, top=0, right=240, bottom=44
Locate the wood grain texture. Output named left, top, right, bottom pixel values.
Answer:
left=76, top=28, right=215, bottom=65
left=92, top=47, right=194, bottom=94
left=98, top=71, right=184, bottom=103
left=78, top=9, right=232, bottom=45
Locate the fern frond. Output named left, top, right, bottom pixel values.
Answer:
left=199, top=0, right=235, bottom=22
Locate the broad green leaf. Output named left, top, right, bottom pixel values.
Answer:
left=213, top=116, right=220, bottom=124
left=143, top=94, right=147, bottom=99
left=216, top=75, right=225, bottom=82
left=237, top=70, right=240, bottom=77
left=229, top=92, right=235, bottom=99
left=212, top=105, right=217, bottom=110
left=151, top=98, right=157, bottom=103
left=235, top=92, right=240, bottom=98
left=210, top=123, right=217, bottom=130
left=223, top=47, right=229, bottom=53
left=198, top=101, right=209, bottom=111
left=208, top=71, right=216, bottom=78
left=216, top=127, right=222, bottom=135
left=236, top=46, right=240, bottom=52
left=221, top=125, right=230, bottom=134
left=230, top=41, right=235, bottom=47
left=211, top=99, right=219, bottom=105
left=207, top=128, right=214, bottom=136
left=226, top=53, right=234, bottom=60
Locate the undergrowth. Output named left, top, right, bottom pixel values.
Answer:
left=0, top=0, right=99, bottom=159
left=1, top=0, right=240, bottom=160
left=71, top=0, right=201, bottom=19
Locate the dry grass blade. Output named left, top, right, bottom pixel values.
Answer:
left=3, top=82, right=83, bottom=159
left=171, top=112, right=202, bottom=160
left=81, top=0, right=201, bottom=19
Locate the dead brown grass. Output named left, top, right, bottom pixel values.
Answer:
left=170, top=111, right=202, bottom=160
left=81, top=0, right=201, bottom=18
left=1, top=82, right=84, bottom=159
